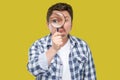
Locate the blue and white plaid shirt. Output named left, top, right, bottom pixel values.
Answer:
left=27, top=34, right=97, bottom=80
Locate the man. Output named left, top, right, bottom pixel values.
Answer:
left=27, top=2, right=97, bottom=80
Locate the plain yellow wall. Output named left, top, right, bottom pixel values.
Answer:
left=0, top=0, right=120, bottom=80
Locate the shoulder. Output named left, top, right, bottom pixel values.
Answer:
left=70, top=35, right=91, bottom=61
left=30, top=34, right=51, bottom=48
left=70, top=35, right=88, bottom=46
left=70, top=35, right=91, bottom=55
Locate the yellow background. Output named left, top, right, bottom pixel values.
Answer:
left=0, top=0, right=120, bottom=80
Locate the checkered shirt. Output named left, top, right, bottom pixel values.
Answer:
left=27, top=34, right=97, bottom=80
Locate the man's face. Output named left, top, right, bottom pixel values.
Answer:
left=48, top=10, right=72, bottom=38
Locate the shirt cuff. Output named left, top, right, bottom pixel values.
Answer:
left=38, top=53, right=48, bottom=70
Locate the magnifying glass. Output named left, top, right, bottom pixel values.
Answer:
left=49, top=12, right=65, bottom=32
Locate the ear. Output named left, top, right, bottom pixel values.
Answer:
left=46, top=21, right=51, bottom=30
left=46, top=21, right=52, bottom=32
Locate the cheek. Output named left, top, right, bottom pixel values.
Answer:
left=48, top=24, right=56, bottom=34
left=65, top=23, right=72, bottom=32
left=48, top=24, right=52, bottom=32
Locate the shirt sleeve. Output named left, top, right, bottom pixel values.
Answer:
left=27, top=41, right=49, bottom=76
left=83, top=47, right=97, bottom=80
left=38, top=53, right=48, bottom=70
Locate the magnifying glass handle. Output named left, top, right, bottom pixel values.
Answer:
left=57, top=28, right=59, bottom=32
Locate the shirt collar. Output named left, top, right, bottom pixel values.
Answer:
left=45, top=34, right=88, bottom=63
left=46, top=33, right=52, bottom=47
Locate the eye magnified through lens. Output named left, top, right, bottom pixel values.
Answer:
left=49, top=12, right=65, bottom=31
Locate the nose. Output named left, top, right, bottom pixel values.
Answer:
left=57, top=25, right=64, bottom=32
left=56, top=23, right=65, bottom=32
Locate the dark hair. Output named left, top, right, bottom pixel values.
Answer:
left=47, top=2, right=73, bottom=22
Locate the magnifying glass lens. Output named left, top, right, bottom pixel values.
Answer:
left=49, top=12, right=65, bottom=28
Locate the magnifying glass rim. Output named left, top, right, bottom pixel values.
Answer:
left=49, top=12, right=66, bottom=28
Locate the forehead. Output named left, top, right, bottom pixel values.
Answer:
left=52, top=10, right=71, bottom=18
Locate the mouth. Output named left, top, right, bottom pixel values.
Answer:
left=58, top=29, right=66, bottom=38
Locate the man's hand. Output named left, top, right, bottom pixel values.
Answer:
left=51, top=32, right=64, bottom=51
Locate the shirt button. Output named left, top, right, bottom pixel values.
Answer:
left=59, top=77, right=62, bottom=79
left=60, top=63, right=63, bottom=65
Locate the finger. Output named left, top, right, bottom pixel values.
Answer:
left=53, top=31, right=64, bottom=36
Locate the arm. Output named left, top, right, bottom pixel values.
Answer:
left=27, top=41, right=48, bottom=76
left=46, top=32, right=64, bottom=65
left=27, top=32, right=63, bottom=76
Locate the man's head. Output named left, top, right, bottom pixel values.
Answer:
left=47, top=3, right=73, bottom=38
left=47, top=2, right=73, bottom=22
